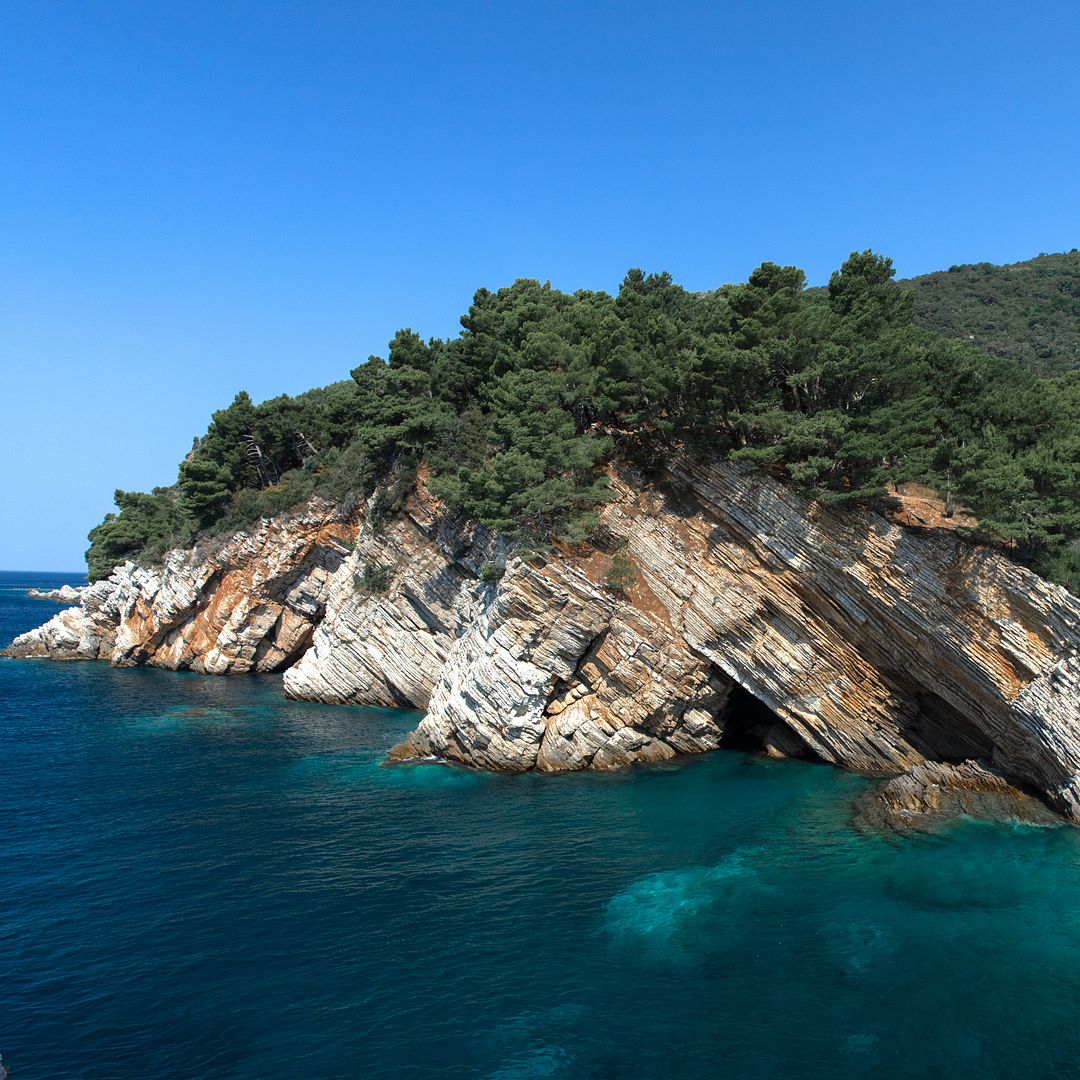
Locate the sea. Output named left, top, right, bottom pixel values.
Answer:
left=4, top=569, right=1080, bottom=1078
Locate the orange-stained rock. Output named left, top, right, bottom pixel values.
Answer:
left=7, top=455, right=1080, bottom=819
left=4, top=502, right=352, bottom=674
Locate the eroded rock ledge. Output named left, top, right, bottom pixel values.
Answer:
left=855, top=760, right=1062, bottom=832
left=5, top=456, right=1079, bottom=819
left=27, top=584, right=87, bottom=603
left=5, top=503, right=352, bottom=673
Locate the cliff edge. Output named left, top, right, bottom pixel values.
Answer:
left=6, top=456, right=1079, bottom=817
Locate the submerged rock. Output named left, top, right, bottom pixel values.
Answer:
left=6, top=454, right=1080, bottom=820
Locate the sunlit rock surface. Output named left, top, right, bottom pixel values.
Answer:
left=5, top=503, right=351, bottom=674
left=854, top=759, right=1062, bottom=832
left=27, top=584, right=87, bottom=603
left=7, top=455, right=1079, bottom=817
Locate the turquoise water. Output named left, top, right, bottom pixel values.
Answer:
left=4, top=570, right=1080, bottom=1078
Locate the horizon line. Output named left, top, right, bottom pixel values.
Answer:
left=1, top=569, right=87, bottom=576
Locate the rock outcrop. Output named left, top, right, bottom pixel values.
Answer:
left=285, top=485, right=732, bottom=770
left=27, top=584, right=86, bottom=603
left=6, top=454, right=1080, bottom=819
left=281, top=494, right=500, bottom=707
left=854, top=760, right=1061, bottom=832
left=4, top=503, right=351, bottom=673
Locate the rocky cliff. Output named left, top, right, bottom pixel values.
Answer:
left=5, top=504, right=352, bottom=673
left=7, top=456, right=1080, bottom=818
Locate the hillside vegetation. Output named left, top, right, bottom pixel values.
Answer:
left=908, top=251, right=1080, bottom=376
left=86, top=252, right=1080, bottom=593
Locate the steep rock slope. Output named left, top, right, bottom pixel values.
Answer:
left=5, top=504, right=351, bottom=673
left=593, top=460, right=1080, bottom=812
left=281, top=491, right=499, bottom=707
left=371, top=458, right=1079, bottom=815
left=7, top=456, right=1079, bottom=817
left=282, top=485, right=731, bottom=769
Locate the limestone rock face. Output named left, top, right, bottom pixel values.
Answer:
left=535, top=604, right=732, bottom=772
left=373, top=455, right=1080, bottom=813
left=282, top=491, right=500, bottom=707
left=392, top=558, right=621, bottom=771
left=287, top=487, right=729, bottom=772
left=4, top=503, right=351, bottom=673
left=6, top=577, right=122, bottom=660
left=6, top=454, right=1080, bottom=818
left=605, top=458, right=1080, bottom=816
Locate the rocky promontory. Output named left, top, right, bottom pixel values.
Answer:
left=6, top=504, right=352, bottom=672
left=6, top=455, right=1079, bottom=818
left=27, top=584, right=86, bottom=603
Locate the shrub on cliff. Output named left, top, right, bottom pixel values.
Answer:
left=354, top=562, right=393, bottom=594
left=604, top=546, right=636, bottom=597
left=85, top=488, right=193, bottom=581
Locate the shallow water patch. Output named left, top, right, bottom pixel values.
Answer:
left=481, top=1003, right=585, bottom=1079
left=603, top=848, right=767, bottom=963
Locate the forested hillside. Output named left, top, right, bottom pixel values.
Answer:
left=908, top=251, right=1080, bottom=375
left=86, top=252, right=1080, bottom=593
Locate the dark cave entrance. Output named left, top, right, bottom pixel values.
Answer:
left=900, top=690, right=996, bottom=763
left=716, top=682, right=997, bottom=769
left=719, top=683, right=782, bottom=750
left=717, top=682, right=821, bottom=762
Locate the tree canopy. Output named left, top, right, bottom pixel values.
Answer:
left=908, top=250, right=1080, bottom=376
left=86, top=252, right=1080, bottom=595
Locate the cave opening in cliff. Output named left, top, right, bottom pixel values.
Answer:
left=718, top=683, right=819, bottom=761
left=718, top=684, right=777, bottom=751
left=900, top=691, right=996, bottom=763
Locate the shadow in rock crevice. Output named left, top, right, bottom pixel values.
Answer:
left=898, top=689, right=996, bottom=764
left=718, top=682, right=821, bottom=762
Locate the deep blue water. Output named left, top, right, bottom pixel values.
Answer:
left=4, top=571, right=1080, bottom=1078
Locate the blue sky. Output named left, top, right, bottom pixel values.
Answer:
left=2, top=0, right=1078, bottom=570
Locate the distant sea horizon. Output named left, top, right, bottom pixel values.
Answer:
left=0, top=568, right=88, bottom=578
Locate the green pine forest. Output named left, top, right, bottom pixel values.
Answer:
left=909, top=250, right=1080, bottom=376
left=85, top=251, right=1080, bottom=594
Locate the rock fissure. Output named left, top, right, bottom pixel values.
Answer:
left=6, top=455, right=1079, bottom=818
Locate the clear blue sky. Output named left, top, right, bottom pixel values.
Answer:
left=2, top=1, right=1078, bottom=571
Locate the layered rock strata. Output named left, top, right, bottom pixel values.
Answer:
left=284, top=488, right=731, bottom=769
left=854, top=760, right=1062, bottom=832
left=6, top=455, right=1079, bottom=818
left=5, top=504, right=351, bottom=673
